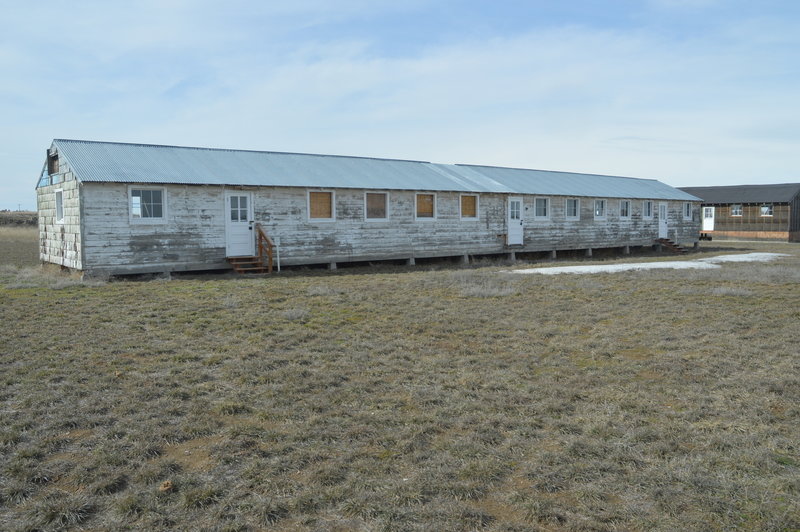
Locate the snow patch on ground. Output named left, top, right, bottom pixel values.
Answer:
left=697, top=253, right=789, bottom=264
left=509, top=253, right=789, bottom=276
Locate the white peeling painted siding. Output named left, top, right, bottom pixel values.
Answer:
left=71, top=182, right=700, bottom=275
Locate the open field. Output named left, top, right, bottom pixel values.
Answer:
left=0, top=211, right=37, bottom=227
left=1, top=236, right=799, bottom=530
left=0, top=227, right=39, bottom=268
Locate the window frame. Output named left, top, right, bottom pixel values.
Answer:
left=594, top=199, right=607, bottom=220
left=415, top=193, right=437, bottom=221
left=47, top=152, right=59, bottom=175
left=683, top=202, right=692, bottom=220
left=459, top=194, right=479, bottom=220
left=565, top=198, right=580, bottom=220
left=364, top=191, right=389, bottom=222
left=307, top=190, right=336, bottom=222
left=55, top=189, right=64, bottom=224
left=730, top=204, right=743, bottom=217
left=533, top=197, right=550, bottom=220
left=760, top=203, right=774, bottom=217
left=643, top=200, right=654, bottom=219
left=128, top=186, right=167, bottom=224
left=619, top=200, right=631, bottom=219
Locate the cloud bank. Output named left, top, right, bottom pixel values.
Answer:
left=1, top=1, right=798, bottom=209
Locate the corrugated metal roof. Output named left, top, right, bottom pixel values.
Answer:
left=455, top=164, right=697, bottom=200
left=680, top=184, right=800, bottom=204
left=49, top=139, right=699, bottom=200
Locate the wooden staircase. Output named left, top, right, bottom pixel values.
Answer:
left=655, top=238, right=688, bottom=254
left=228, top=223, right=276, bottom=274
left=228, top=256, right=270, bottom=273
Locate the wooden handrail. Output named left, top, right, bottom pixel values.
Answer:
left=254, top=223, right=274, bottom=273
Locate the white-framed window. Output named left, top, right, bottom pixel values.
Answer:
left=760, top=204, right=773, bottom=217
left=534, top=197, right=550, bottom=220
left=731, top=204, right=743, bottom=217
left=565, top=198, right=580, bottom=220
left=594, top=199, right=606, bottom=219
left=55, top=189, right=64, bottom=224
left=643, top=200, right=653, bottom=219
left=365, top=192, right=388, bottom=221
left=129, top=186, right=166, bottom=223
left=415, top=193, right=436, bottom=220
left=620, top=200, right=631, bottom=219
left=460, top=194, right=478, bottom=220
left=683, top=202, right=692, bottom=220
left=308, top=190, right=335, bottom=221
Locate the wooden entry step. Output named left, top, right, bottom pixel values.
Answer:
left=655, top=238, right=688, bottom=254
left=228, top=256, right=269, bottom=273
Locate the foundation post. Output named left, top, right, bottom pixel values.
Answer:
left=550, top=250, right=557, bottom=260
left=328, top=262, right=337, bottom=270
left=508, top=251, right=516, bottom=261
left=623, top=245, right=630, bottom=255
left=407, top=257, right=415, bottom=266
left=585, top=248, right=593, bottom=258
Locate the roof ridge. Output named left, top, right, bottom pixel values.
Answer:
left=53, top=139, right=431, bottom=165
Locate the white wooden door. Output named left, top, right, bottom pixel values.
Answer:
left=507, top=197, right=523, bottom=245
left=658, top=202, right=668, bottom=239
left=702, top=207, right=715, bottom=231
left=225, top=191, right=254, bottom=256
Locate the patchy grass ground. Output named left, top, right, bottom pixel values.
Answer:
left=0, top=238, right=799, bottom=531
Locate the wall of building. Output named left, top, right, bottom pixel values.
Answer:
left=36, top=159, right=82, bottom=270
left=260, top=191, right=697, bottom=265
left=789, top=195, right=800, bottom=242
left=73, top=183, right=699, bottom=275
left=706, top=203, right=791, bottom=241
left=80, top=183, right=228, bottom=275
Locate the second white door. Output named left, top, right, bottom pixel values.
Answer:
left=225, top=191, right=254, bottom=256
left=507, top=197, right=523, bottom=245
left=658, top=202, right=668, bottom=239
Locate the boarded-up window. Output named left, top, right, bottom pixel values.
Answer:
left=309, top=191, right=333, bottom=219
left=366, top=192, right=388, bottom=219
left=461, top=195, right=477, bottom=218
left=416, top=194, right=435, bottom=218
left=47, top=153, right=59, bottom=175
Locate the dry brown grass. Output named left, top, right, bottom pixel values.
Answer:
left=0, top=227, right=38, bottom=268
left=0, top=211, right=36, bottom=226
left=0, top=240, right=798, bottom=530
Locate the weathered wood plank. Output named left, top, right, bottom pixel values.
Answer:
left=56, top=181, right=701, bottom=275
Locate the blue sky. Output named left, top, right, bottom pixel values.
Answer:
left=1, top=0, right=799, bottom=210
